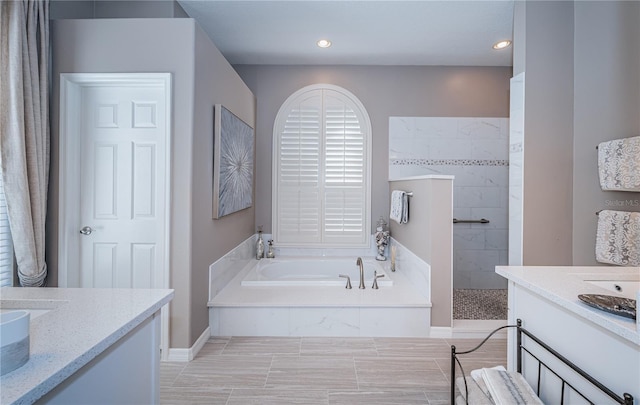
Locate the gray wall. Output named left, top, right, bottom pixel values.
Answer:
left=513, top=1, right=575, bottom=265
left=572, top=1, right=640, bottom=264
left=389, top=178, right=453, bottom=327
left=234, top=65, right=511, bottom=234
left=513, top=0, right=640, bottom=266
left=50, top=18, right=255, bottom=348
left=190, top=24, right=256, bottom=344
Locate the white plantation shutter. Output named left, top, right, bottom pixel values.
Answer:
left=273, top=85, right=371, bottom=247
left=0, top=176, right=14, bottom=287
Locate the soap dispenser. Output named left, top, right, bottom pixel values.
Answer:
left=266, top=240, right=275, bottom=259
left=256, top=226, right=265, bottom=260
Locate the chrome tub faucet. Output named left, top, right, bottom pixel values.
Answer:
left=356, top=257, right=365, bottom=289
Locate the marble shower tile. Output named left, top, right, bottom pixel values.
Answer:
left=485, top=229, right=508, bottom=250
left=454, top=249, right=500, bottom=274
left=454, top=187, right=501, bottom=208
left=453, top=229, right=486, bottom=250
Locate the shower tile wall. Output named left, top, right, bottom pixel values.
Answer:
left=389, top=117, right=509, bottom=289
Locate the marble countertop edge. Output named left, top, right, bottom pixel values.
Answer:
left=496, top=266, right=639, bottom=346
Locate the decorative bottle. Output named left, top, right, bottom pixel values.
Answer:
left=266, top=240, right=275, bottom=259
left=256, top=226, right=265, bottom=260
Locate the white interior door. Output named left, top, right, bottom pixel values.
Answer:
left=59, top=73, right=171, bottom=359
left=79, top=85, right=166, bottom=288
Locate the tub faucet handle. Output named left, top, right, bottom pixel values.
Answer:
left=372, top=271, right=385, bottom=289
left=338, top=274, right=352, bottom=289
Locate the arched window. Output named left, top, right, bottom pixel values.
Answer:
left=273, top=84, right=372, bottom=247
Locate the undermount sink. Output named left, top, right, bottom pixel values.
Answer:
left=584, top=280, right=640, bottom=300
left=0, top=299, right=67, bottom=320
left=1, top=310, right=30, bottom=376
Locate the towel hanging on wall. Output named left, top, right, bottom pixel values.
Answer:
left=595, top=210, right=640, bottom=266
left=390, top=190, right=409, bottom=224
left=597, top=136, right=640, bottom=192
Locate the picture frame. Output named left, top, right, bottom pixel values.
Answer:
left=213, top=104, right=254, bottom=219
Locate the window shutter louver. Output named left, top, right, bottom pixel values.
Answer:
left=273, top=85, right=371, bottom=247
left=0, top=176, right=14, bottom=287
left=276, top=91, right=323, bottom=243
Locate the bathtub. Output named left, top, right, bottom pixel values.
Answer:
left=241, top=257, right=393, bottom=287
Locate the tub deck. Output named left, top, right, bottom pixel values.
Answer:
left=208, top=261, right=431, bottom=337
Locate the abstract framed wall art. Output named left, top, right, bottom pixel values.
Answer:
left=213, top=104, right=254, bottom=219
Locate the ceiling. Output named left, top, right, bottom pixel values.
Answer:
left=177, top=0, right=515, bottom=67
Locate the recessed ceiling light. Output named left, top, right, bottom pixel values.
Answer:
left=492, top=40, right=512, bottom=50
left=317, top=39, right=332, bottom=48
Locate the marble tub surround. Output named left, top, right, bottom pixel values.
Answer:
left=0, top=287, right=173, bottom=405
left=209, top=234, right=383, bottom=302
left=389, top=117, right=509, bottom=289
left=388, top=237, right=430, bottom=299
left=209, top=234, right=258, bottom=302
left=208, top=235, right=431, bottom=337
left=209, top=252, right=431, bottom=337
left=496, top=266, right=639, bottom=344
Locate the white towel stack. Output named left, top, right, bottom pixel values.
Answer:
left=390, top=190, right=409, bottom=224
left=481, top=368, right=544, bottom=405
left=598, top=136, right=640, bottom=191
left=455, top=366, right=543, bottom=405
left=596, top=210, right=640, bottom=266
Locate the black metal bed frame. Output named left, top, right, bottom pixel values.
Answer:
left=450, top=319, right=634, bottom=405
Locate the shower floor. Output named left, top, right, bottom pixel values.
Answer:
left=453, top=289, right=508, bottom=320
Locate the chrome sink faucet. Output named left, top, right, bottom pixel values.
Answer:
left=356, top=257, right=365, bottom=289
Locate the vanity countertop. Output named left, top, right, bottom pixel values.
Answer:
left=0, top=287, right=173, bottom=405
left=496, top=266, right=639, bottom=346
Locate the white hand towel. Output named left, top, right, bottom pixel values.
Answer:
left=481, top=368, right=543, bottom=405
left=598, top=136, right=640, bottom=191
left=596, top=210, right=640, bottom=266
left=390, top=190, right=409, bottom=224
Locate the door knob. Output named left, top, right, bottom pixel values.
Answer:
left=79, top=226, right=93, bottom=235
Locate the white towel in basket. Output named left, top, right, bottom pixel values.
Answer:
left=598, top=136, right=640, bottom=191
left=390, top=190, right=409, bottom=224
left=596, top=210, right=640, bottom=266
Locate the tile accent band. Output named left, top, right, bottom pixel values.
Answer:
left=390, top=158, right=509, bottom=167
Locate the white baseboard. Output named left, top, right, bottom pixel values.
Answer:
left=166, top=326, right=211, bottom=362
left=429, top=326, right=452, bottom=338
left=451, top=320, right=508, bottom=338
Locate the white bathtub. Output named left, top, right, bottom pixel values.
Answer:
left=241, top=257, right=393, bottom=287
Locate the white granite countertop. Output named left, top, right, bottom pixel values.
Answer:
left=496, top=266, right=639, bottom=346
left=0, top=287, right=174, bottom=405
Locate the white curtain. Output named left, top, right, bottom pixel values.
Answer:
left=0, top=0, right=50, bottom=287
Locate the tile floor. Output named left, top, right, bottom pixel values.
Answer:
left=160, top=336, right=507, bottom=404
